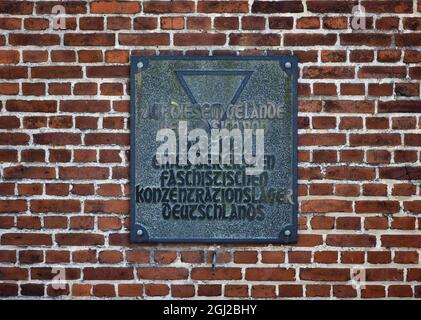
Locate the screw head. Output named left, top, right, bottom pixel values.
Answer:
left=284, top=62, right=292, bottom=69
left=137, top=62, right=143, bottom=69
left=284, top=229, right=291, bottom=237
left=137, top=229, right=143, bottom=236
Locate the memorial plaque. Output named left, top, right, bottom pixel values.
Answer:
left=130, top=56, right=298, bottom=243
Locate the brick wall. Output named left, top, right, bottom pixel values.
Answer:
left=0, top=0, right=421, bottom=299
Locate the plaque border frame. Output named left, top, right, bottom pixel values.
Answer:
left=129, top=55, right=298, bottom=244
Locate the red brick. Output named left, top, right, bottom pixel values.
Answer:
left=368, top=83, right=393, bottom=96
left=73, top=250, right=97, bottom=263
left=377, top=17, right=400, bottom=30
left=70, top=216, right=94, bottom=230
left=0, top=50, right=19, bottom=64
left=311, top=216, right=335, bottom=230
left=118, top=284, right=142, bottom=297
left=278, top=285, right=303, bottom=297
left=64, top=33, right=115, bottom=46
left=0, top=83, right=19, bottom=95
left=251, top=285, right=276, bottom=298
left=378, top=101, right=421, bottom=113
left=242, top=16, right=265, bottom=30
left=138, top=268, right=188, bottom=280
left=79, top=17, right=104, bottom=31
left=261, top=251, right=285, bottom=263
left=30, top=200, right=80, bottom=213
left=303, top=66, right=354, bottom=79
left=355, top=201, right=400, bottom=213
left=252, top=1, right=303, bottom=13
left=289, top=251, right=311, bottom=263
left=35, top=1, right=87, bottom=14
left=0, top=267, right=28, bottom=280
left=224, top=285, right=248, bottom=298
left=367, top=251, right=392, bottom=264
left=234, top=251, right=258, bottom=264
left=0, top=18, right=21, bottom=30
left=268, top=17, right=293, bottom=29
left=362, top=285, right=386, bottom=298
left=301, top=200, right=352, bottom=213
left=34, top=133, right=81, bottom=145
left=314, top=251, right=338, bottom=264
left=350, top=134, right=400, bottom=146
left=336, top=217, right=361, bottom=230
left=4, top=166, right=56, bottom=179
left=307, top=1, right=356, bottom=13
left=154, top=251, right=177, bottom=264
left=72, top=284, right=91, bottom=297
left=46, top=251, right=70, bottom=264
left=198, top=284, right=220, bottom=297
left=358, top=66, right=407, bottom=79
left=90, top=1, right=140, bottom=13
left=340, top=34, right=391, bottom=46
left=180, top=250, right=204, bottom=263
left=404, top=201, right=421, bottom=213
left=86, top=66, right=129, bottom=78
left=24, top=18, right=49, bottom=30
left=93, top=284, right=115, bottom=297
left=192, top=267, right=242, bottom=280
left=0, top=132, right=29, bottom=145
left=7, top=100, right=56, bottom=112
left=333, top=285, right=357, bottom=298
left=323, top=17, right=348, bottom=29
left=143, top=1, right=194, bottom=13
left=126, top=250, right=149, bottom=263
left=19, top=250, right=43, bottom=264
left=9, top=34, right=59, bottom=46
left=300, top=268, right=350, bottom=281
left=341, top=251, right=365, bottom=264
left=1, top=233, right=52, bottom=246
left=392, top=183, right=416, bottom=196
left=84, top=267, right=133, bottom=280
left=297, top=17, right=320, bottom=29
left=378, top=50, right=401, bottom=63
left=245, top=268, right=295, bottom=281
left=350, top=50, right=374, bottom=62
left=321, top=50, right=346, bottom=63
left=382, top=235, right=421, bottom=248
left=61, top=167, right=108, bottom=181
left=107, top=17, right=131, bottom=30
left=60, top=100, right=109, bottom=112
left=327, top=234, right=376, bottom=247
left=363, top=184, right=387, bottom=196
left=408, top=269, right=421, bottom=281
left=55, top=233, right=104, bottom=246
left=388, top=285, right=413, bottom=298
left=306, top=285, right=330, bottom=297
left=362, top=0, right=413, bottom=13
left=0, top=66, right=28, bottom=79
left=391, top=217, right=416, bottom=230
left=22, top=83, right=45, bottom=96
left=299, top=133, right=345, bottom=146
left=395, top=83, right=419, bottom=97
left=214, top=17, right=238, bottom=30
left=49, top=150, right=71, bottom=163
left=187, top=17, right=211, bottom=30
left=32, top=66, right=82, bottom=79
left=285, top=34, right=336, bottom=46
left=173, top=33, right=226, bottom=46
left=119, top=33, right=168, bottom=45
left=229, top=34, right=280, bottom=46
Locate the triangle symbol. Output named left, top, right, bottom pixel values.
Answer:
left=175, top=70, right=253, bottom=106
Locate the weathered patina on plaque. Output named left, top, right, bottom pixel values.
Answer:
left=130, top=56, right=298, bottom=243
